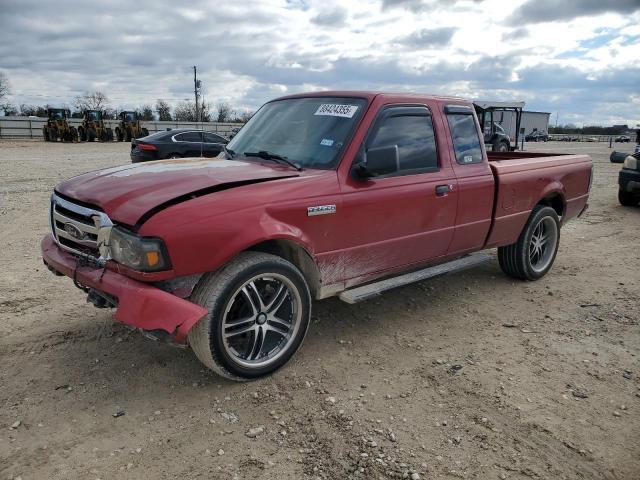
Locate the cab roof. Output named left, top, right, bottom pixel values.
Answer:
left=272, top=90, right=467, bottom=104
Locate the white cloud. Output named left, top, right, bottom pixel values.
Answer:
left=0, top=0, right=638, bottom=125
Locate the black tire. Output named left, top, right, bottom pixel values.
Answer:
left=106, top=128, right=114, bottom=141
left=78, top=127, right=86, bottom=142
left=43, top=128, right=49, bottom=141
left=610, top=151, right=628, bottom=164
left=498, top=205, right=561, bottom=281
left=167, top=153, right=182, bottom=159
left=141, top=127, right=149, bottom=137
left=618, top=189, right=639, bottom=207
left=493, top=140, right=509, bottom=152
left=87, top=128, right=96, bottom=142
left=116, top=128, right=123, bottom=142
left=188, top=252, right=311, bottom=380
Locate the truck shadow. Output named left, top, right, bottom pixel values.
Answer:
left=32, top=261, right=506, bottom=399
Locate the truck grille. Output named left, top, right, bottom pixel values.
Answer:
left=50, top=193, right=112, bottom=259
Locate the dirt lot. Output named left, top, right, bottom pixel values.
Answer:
left=0, top=140, right=638, bottom=480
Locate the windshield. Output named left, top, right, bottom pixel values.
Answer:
left=88, top=111, right=100, bottom=121
left=227, top=96, right=367, bottom=169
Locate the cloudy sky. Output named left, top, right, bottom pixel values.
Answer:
left=1, top=0, right=639, bottom=125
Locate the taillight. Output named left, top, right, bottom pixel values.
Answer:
left=138, top=143, right=157, bottom=151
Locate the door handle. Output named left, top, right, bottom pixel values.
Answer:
left=435, top=184, right=451, bottom=196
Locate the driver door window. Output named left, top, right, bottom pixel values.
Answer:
left=366, top=112, right=438, bottom=176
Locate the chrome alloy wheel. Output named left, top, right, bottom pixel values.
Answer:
left=529, top=216, right=558, bottom=273
left=221, top=273, right=302, bottom=368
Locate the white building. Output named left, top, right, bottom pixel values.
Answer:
left=493, top=110, right=552, bottom=138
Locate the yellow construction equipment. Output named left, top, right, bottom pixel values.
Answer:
left=114, top=111, right=148, bottom=142
left=42, top=108, right=78, bottom=142
left=78, top=110, right=114, bottom=142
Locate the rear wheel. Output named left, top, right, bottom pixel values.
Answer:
left=115, top=127, right=123, bottom=142
left=87, top=128, right=96, bottom=142
left=141, top=127, right=149, bottom=137
left=188, top=252, right=311, bottom=380
left=619, top=189, right=639, bottom=207
left=498, top=205, right=560, bottom=281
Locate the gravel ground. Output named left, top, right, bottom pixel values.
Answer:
left=0, top=140, right=638, bottom=480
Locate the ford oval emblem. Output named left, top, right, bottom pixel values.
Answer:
left=64, top=223, right=85, bottom=240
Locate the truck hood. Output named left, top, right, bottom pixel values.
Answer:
left=56, top=158, right=299, bottom=226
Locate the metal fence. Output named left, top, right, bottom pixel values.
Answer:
left=0, top=116, right=244, bottom=139
left=547, top=134, right=631, bottom=143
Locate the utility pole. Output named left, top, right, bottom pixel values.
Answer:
left=193, top=66, right=199, bottom=123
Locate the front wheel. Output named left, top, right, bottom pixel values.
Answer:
left=188, top=252, right=311, bottom=380
left=498, top=205, right=560, bottom=281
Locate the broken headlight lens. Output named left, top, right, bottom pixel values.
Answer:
left=108, top=227, right=170, bottom=272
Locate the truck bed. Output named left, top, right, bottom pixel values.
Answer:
left=484, top=151, right=592, bottom=248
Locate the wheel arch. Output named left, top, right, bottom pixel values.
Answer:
left=244, top=238, right=321, bottom=299
left=536, top=190, right=566, bottom=219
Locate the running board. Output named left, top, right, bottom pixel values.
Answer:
left=338, top=252, right=494, bottom=304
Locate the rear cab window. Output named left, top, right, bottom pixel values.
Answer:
left=445, top=105, right=484, bottom=165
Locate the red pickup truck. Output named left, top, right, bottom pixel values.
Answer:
left=42, top=92, right=592, bottom=380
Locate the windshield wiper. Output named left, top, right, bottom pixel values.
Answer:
left=243, top=150, right=303, bottom=171
left=224, top=145, right=236, bottom=159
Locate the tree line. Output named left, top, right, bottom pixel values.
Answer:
left=549, top=124, right=634, bottom=135
left=0, top=85, right=252, bottom=123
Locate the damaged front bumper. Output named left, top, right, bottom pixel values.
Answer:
left=41, top=234, right=207, bottom=343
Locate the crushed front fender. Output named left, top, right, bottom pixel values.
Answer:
left=41, top=235, right=208, bottom=343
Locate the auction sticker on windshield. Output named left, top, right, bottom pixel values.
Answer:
left=314, top=104, right=359, bottom=118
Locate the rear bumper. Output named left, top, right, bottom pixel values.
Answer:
left=41, top=235, right=207, bottom=343
left=619, top=169, right=640, bottom=193
left=130, top=151, right=157, bottom=163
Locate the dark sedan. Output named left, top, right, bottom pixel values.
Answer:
left=130, top=129, right=228, bottom=163
left=525, top=130, right=549, bottom=142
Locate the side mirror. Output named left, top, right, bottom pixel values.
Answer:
left=353, top=145, right=399, bottom=179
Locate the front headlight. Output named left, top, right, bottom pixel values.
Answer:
left=109, top=227, right=171, bottom=272
left=623, top=156, right=638, bottom=170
